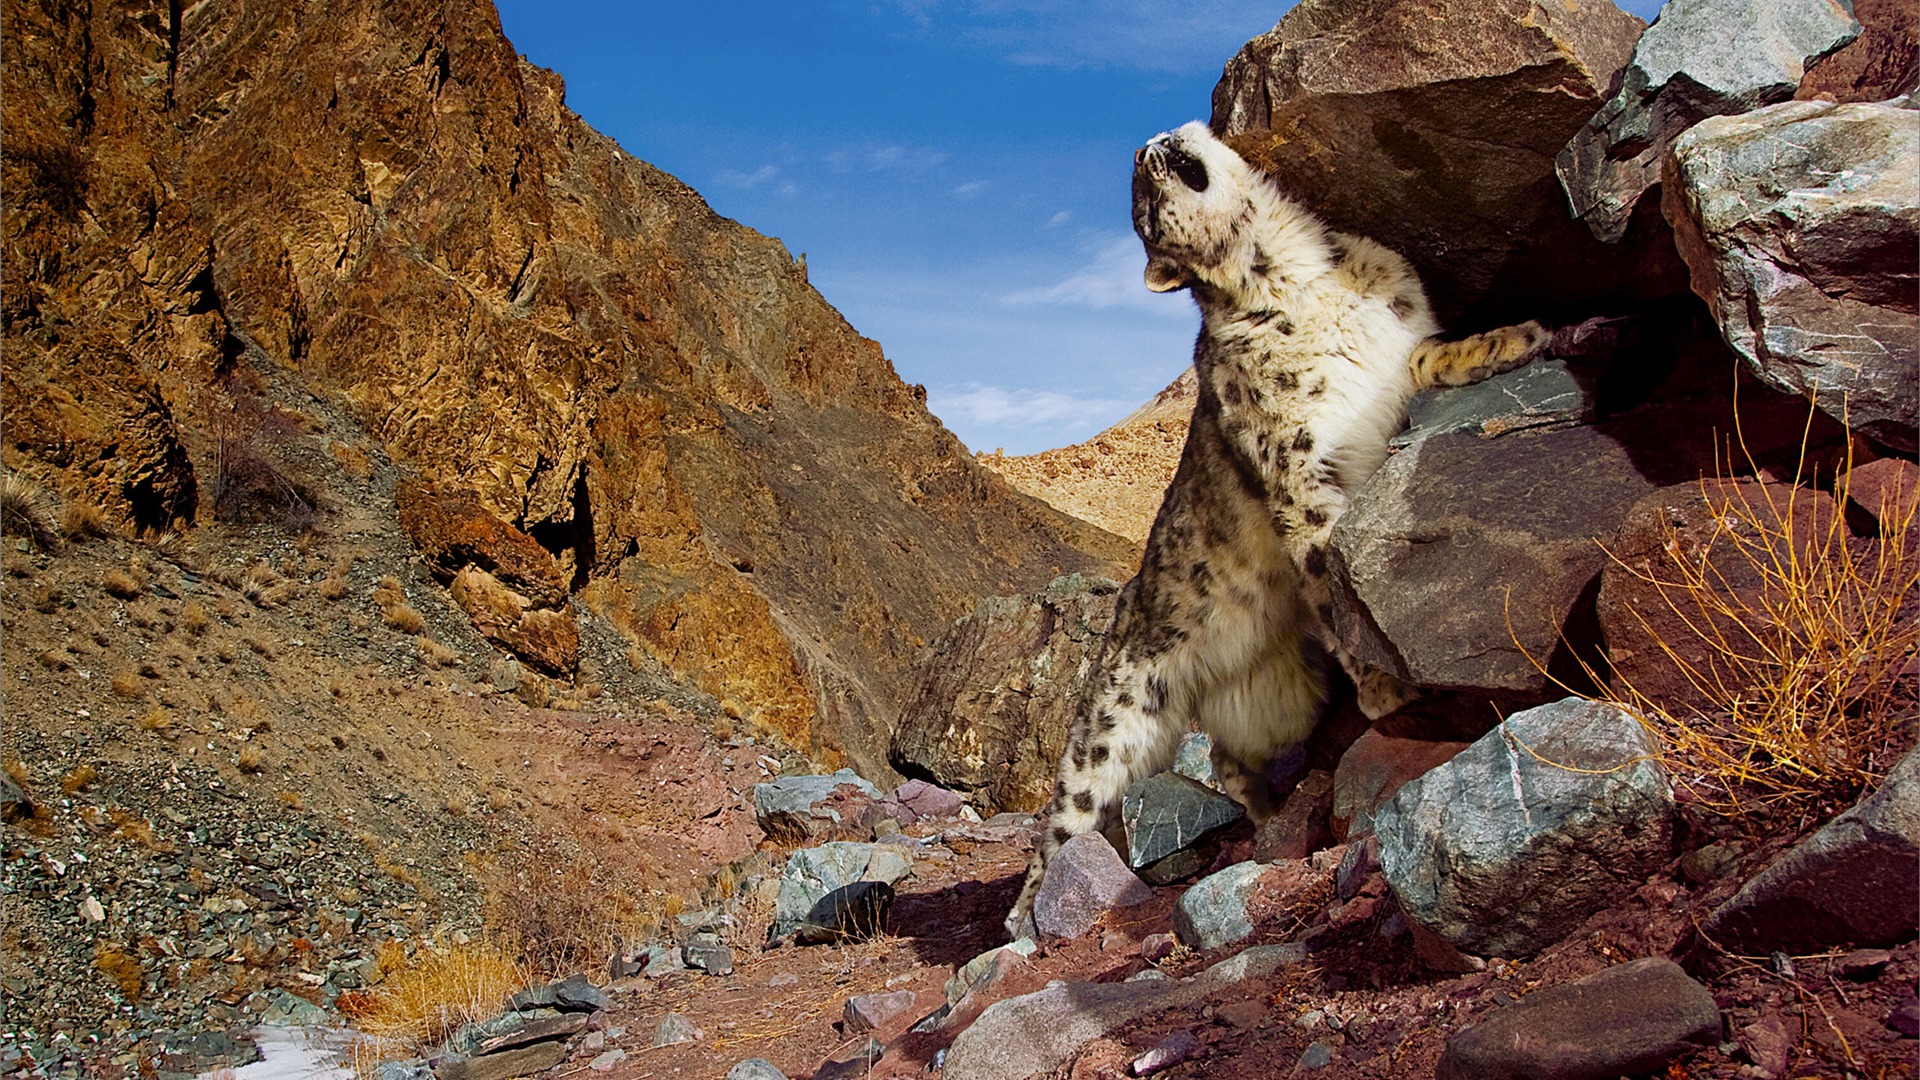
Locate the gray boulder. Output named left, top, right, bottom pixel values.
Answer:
left=753, top=769, right=880, bottom=843
left=1437, top=957, right=1721, bottom=1080
left=1703, top=747, right=1920, bottom=951
left=1663, top=98, right=1919, bottom=452
left=1558, top=0, right=1861, bottom=243
left=1033, top=832, right=1153, bottom=940
left=1170, top=861, right=1263, bottom=950
left=769, top=842, right=910, bottom=941
left=1122, top=771, right=1245, bottom=884
left=889, top=574, right=1121, bottom=815
left=1377, top=698, right=1675, bottom=957
left=725, top=1061, right=788, bottom=1080
left=1328, top=423, right=1658, bottom=695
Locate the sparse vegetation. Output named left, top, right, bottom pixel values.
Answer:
left=103, top=568, right=143, bottom=600
left=59, top=499, right=107, bottom=541
left=2, top=474, right=61, bottom=551
left=110, top=671, right=144, bottom=699
left=136, top=707, right=173, bottom=732
left=59, top=765, right=98, bottom=793
left=237, top=746, right=266, bottom=774
left=181, top=601, right=210, bottom=635
left=480, top=831, right=662, bottom=979
left=417, top=636, right=461, bottom=667
left=340, top=940, right=527, bottom=1074
left=1583, top=414, right=1916, bottom=826
left=374, top=576, right=428, bottom=634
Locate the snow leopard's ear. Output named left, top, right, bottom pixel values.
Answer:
left=1144, top=254, right=1191, bottom=293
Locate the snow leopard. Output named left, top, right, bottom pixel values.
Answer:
left=1005, top=122, right=1551, bottom=938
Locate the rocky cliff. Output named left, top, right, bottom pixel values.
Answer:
left=0, top=0, right=1132, bottom=778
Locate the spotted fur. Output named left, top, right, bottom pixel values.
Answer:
left=1004, top=123, right=1550, bottom=939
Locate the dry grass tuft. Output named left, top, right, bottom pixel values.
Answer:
left=60, top=764, right=98, bottom=793
left=319, top=566, right=353, bottom=601
left=417, top=636, right=461, bottom=668
left=110, top=670, right=144, bottom=699
left=1579, top=411, right=1916, bottom=826
left=93, top=942, right=143, bottom=1000
left=136, top=707, right=173, bottom=732
left=2, top=474, right=61, bottom=551
left=103, top=568, right=144, bottom=600
left=181, top=601, right=210, bottom=636
left=236, top=746, right=266, bottom=774
left=341, top=940, right=527, bottom=1072
left=372, top=576, right=428, bottom=634
left=59, top=499, right=107, bottom=541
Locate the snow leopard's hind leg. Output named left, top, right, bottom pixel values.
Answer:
left=1003, top=650, right=1185, bottom=940
left=1409, top=320, right=1552, bottom=390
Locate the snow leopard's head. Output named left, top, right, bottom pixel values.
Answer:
left=1132, top=122, right=1323, bottom=302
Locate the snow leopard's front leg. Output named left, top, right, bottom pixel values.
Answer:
left=1004, top=648, right=1184, bottom=940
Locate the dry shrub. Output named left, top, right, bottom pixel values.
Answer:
left=35, top=650, right=70, bottom=671
left=1585, top=415, right=1916, bottom=825
left=110, top=670, right=143, bottom=699
left=481, top=832, right=663, bottom=979
left=417, top=636, right=461, bottom=668
left=93, top=942, right=143, bottom=1000
left=277, top=790, right=303, bottom=809
left=319, top=568, right=353, bottom=601
left=31, top=582, right=61, bottom=613
left=237, top=746, right=265, bottom=774
left=343, top=940, right=527, bottom=1071
left=136, top=707, right=173, bottom=732
left=209, top=385, right=319, bottom=532
left=181, top=602, right=210, bottom=636
left=60, top=764, right=97, bottom=793
left=383, top=601, right=426, bottom=635
left=1, top=474, right=60, bottom=551
left=330, top=440, right=373, bottom=480
left=103, top=568, right=144, bottom=599
left=60, top=499, right=107, bottom=541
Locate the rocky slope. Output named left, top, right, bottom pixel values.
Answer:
left=0, top=0, right=1131, bottom=787
left=977, top=370, right=1195, bottom=549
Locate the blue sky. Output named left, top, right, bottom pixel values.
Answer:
left=495, top=1, right=1663, bottom=455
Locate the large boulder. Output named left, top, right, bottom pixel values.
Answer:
left=889, top=574, right=1120, bottom=815
left=1558, top=0, right=1861, bottom=244
left=1662, top=98, right=1919, bottom=452
left=1702, top=747, right=1920, bottom=951
left=1032, top=833, right=1153, bottom=941
left=1213, top=0, right=1658, bottom=329
left=1796, top=0, right=1919, bottom=104
left=768, top=842, right=912, bottom=942
left=1376, top=698, right=1675, bottom=957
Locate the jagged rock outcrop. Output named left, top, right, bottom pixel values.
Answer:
left=889, top=574, right=1121, bottom=814
left=1212, top=0, right=1661, bottom=330
left=0, top=0, right=1131, bottom=775
left=1662, top=98, right=1919, bottom=452
left=1557, top=0, right=1861, bottom=244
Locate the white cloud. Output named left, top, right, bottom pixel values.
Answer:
left=824, top=142, right=950, bottom=173
left=930, top=383, right=1133, bottom=430
left=1002, top=234, right=1185, bottom=314
left=1047, top=210, right=1072, bottom=227
left=953, top=180, right=987, bottom=198
left=719, top=163, right=781, bottom=188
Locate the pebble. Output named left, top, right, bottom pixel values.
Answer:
left=1130, top=1030, right=1199, bottom=1076
left=727, top=1060, right=789, bottom=1080
left=587, top=1049, right=627, bottom=1072
left=652, top=1012, right=702, bottom=1047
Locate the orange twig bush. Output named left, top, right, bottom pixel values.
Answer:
left=343, top=939, right=527, bottom=1073
left=1588, top=407, right=1916, bottom=824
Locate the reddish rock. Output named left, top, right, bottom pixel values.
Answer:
left=1330, top=731, right=1467, bottom=841
left=1437, top=958, right=1721, bottom=1080
left=397, top=480, right=570, bottom=608
left=1033, top=833, right=1153, bottom=941
left=1845, top=458, right=1920, bottom=535
left=1213, top=0, right=1659, bottom=330
left=1599, top=480, right=1845, bottom=717
left=1253, top=769, right=1334, bottom=861
left=1797, top=0, right=1919, bottom=104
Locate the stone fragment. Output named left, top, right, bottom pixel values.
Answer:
left=889, top=574, right=1122, bottom=814
left=812, top=1039, right=884, bottom=1080
left=1171, top=861, right=1262, bottom=951
left=793, top=881, right=895, bottom=946
left=1559, top=0, right=1861, bottom=243
left=1328, top=422, right=1660, bottom=696
left=726, top=1060, right=788, bottom=1080
left=1665, top=97, right=1918, bottom=451
left=1889, top=997, right=1920, bottom=1038
left=1678, top=841, right=1745, bottom=886
left=587, top=1049, right=626, bottom=1072
left=1171, top=731, right=1220, bottom=790
left=769, top=841, right=909, bottom=941
left=436, top=1040, right=568, bottom=1080
left=843, top=990, right=917, bottom=1033
left=651, top=1012, right=701, bottom=1048
left=0, top=770, right=34, bottom=823
left=1034, top=833, right=1154, bottom=940
left=1377, top=698, right=1675, bottom=957
left=506, top=973, right=606, bottom=1014
left=1703, top=747, right=1920, bottom=951
left=1254, top=769, right=1333, bottom=861
left=883, top=778, right=964, bottom=823
left=1436, top=958, right=1720, bottom=1080
left=1845, top=458, right=1920, bottom=534
left=1122, top=772, right=1244, bottom=876
left=1296, top=1041, right=1335, bottom=1070
left=454, top=1011, right=588, bottom=1057
left=941, top=944, right=1306, bottom=1080
left=1213, top=0, right=1650, bottom=328
left=1393, top=360, right=1591, bottom=450
left=753, top=770, right=880, bottom=843
left=1130, top=1030, right=1198, bottom=1076
left=1336, top=838, right=1379, bottom=902
left=682, top=942, right=733, bottom=976
left=1739, top=1015, right=1793, bottom=1079
left=1838, top=948, right=1893, bottom=980
left=1331, top=732, right=1468, bottom=841
left=945, top=936, right=1037, bottom=1003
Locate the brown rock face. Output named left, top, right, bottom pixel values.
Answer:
left=1211, top=0, right=1669, bottom=330
left=1796, top=0, right=1920, bottom=104
left=0, top=0, right=1129, bottom=775
left=890, top=574, right=1121, bottom=814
